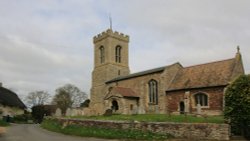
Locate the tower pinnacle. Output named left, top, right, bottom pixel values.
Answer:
left=237, top=45, right=240, bottom=53
left=109, top=14, right=112, bottom=30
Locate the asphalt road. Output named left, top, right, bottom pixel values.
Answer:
left=0, top=124, right=118, bottom=141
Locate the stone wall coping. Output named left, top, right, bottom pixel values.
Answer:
left=58, top=118, right=228, bottom=126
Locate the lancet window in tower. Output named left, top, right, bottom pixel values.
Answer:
left=148, top=79, right=158, bottom=104
left=99, top=46, right=105, bottom=63
left=115, top=46, right=122, bottom=63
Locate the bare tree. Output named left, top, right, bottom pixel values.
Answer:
left=52, top=89, right=72, bottom=115
left=25, top=91, right=51, bottom=108
left=52, top=84, right=87, bottom=113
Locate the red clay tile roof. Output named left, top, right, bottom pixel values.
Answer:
left=113, top=87, right=139, bottom=98
left=167, top=58, right=236, bottom=91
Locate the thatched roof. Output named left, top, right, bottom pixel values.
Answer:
left=0, top=86, right=26, bottom=109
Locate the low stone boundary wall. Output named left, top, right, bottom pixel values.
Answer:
left=57, top=118, right=230, bottom=140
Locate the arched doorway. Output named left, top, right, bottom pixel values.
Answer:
left=179, top=101, right=185, bottom=114
left=111, top=100, right=119, bottom=111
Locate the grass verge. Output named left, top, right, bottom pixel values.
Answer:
left=68, top=114, right=224, bottom=123
left=0, top=120, right=10, bottom=127
left=41, top=119, right=173, bottom=140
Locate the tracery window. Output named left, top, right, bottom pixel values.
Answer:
left=148, top=79, right=158, bottom=104
left=194, top=93, right=208, bottom=106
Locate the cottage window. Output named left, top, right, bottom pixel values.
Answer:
left=100, top=46, right=105, bottom=63
left=115, top=46, right=121, bottom=63
left=194, top=93, right=208, bottom=106
left=148, top=79, right=158, bottom=104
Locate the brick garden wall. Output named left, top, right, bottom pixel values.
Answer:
left=57, top=118, right=230, bottom=140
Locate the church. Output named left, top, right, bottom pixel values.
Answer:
left=88, top=28, right=244, bottom=116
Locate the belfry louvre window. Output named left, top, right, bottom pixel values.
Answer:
left=115, top=46, right=121, bottom=63
left=148, top=80, right=158, bottom=104
left=99, top=46, right=105, bottom=63
left=195, top=93, right=208, bottom=106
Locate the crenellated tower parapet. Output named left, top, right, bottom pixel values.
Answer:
left=93, top=29, right=129, bottom=43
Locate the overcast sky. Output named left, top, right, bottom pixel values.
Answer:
left=0, top=0, right=249, bottom=100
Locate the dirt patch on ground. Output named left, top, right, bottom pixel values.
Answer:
left=0, top=127, right=6, bottom=135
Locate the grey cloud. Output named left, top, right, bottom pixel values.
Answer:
left=105, top=1, right=250, bottom=73
left=0, top=34, right=91, bottom=96
left=0, top=0, right=249, bottom=101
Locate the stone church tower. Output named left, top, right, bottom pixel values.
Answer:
left=90, top=29, right=130, bottom=114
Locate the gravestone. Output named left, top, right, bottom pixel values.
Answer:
left=197, top=104, right=201, bottom=116
left=103, top=109, right=112, bottom=116
left=184, top=91, right=190, bottom=113
left=65, top=108, right=72, bottom=116
left=70, top=109, right=76, bottom=116
left=155, top=105, right=159, bottom=114
left=55, top=108, right=62, bottom=117
left=132, top=106, right=138, bottom=115
left=70, top=109, right=82, bottom=116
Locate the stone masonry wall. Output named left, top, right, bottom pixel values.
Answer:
left=105, top=63, right=182, bottom=114
left=107, top=72, right=163, bottom=114
left=57, top=118, right=230, bottom=140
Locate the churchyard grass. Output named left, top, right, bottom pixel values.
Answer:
left=41, top=118, right=173, bottom=140
left=69, top=114, right=224, bottom=123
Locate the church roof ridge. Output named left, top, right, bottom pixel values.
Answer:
left=183, top=58, right=235, bottom=69
left=106, top=62, right=180, bottom=83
